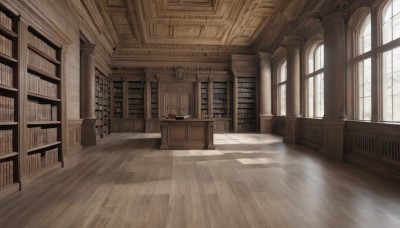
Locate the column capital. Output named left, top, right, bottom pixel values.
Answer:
left=282, top=36, right=304, bottom=48
left=81, top=43, right=96, bottom=55
left=320, top=0, right=351, bottom=24
left=258, top=52, right=271, bottom=65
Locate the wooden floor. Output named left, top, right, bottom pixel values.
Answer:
left=1, top=133, right=400, bottom=228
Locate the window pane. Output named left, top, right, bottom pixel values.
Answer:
left=308, top=56, right=314, bottom=74
left=280, top=84, right=286, bottom=115
left=316, top=73, right=324, bottom=118
left=308, top=78, right=314, bottom=117
left=383, top=1, right=393, bottom=44
left=315, top=45, right=324, bottom=71
left=382, top=48, right=400, bottom=121
left=359, top=14, right=371, bottom=54
left=280, top=60, right=287, bottom=82
left=359, top=59, right=371, bottom=120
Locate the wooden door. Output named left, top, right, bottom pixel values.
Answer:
left=163, top=82, right=194, bottom=116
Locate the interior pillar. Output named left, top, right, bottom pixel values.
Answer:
left=321, top=8, right=347, bottom=160
left=283, top=36, right=302, bottom=143
left=259, top=52, right=273, bottom=133
left=80, top=44, right=97, bottom=146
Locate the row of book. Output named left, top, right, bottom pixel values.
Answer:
left=0, top=11, right=13, bottom=31
left=238, top=119, right=256, bottom=124
left=28, top=32, right=57, bottom=60
left=28, top=50, right=57, bottom=76
left=213, top=88, right=227, bottom=94
left=26, top=127, right=57, bottom=149
left=27, top=100, right=57, bottom=122
left=0, top=62, right=13, bottom=87
left=128, top=94, right=143, bottom=99
left=28, top=73, right=58, bottom=98
left=213, top=83, right=228, bottom=89
left=238, top=98, right=255, bottom=103
left=238, top=108, right=256, bottom=114
left=213, top=94, right=227, bottom=99
left=129, top=105, right=144, bottom=109
left=128, top=100, right=143, bottom=106
left=238, top=87, right=256, bottom=93
left=214, top=114, right=228, bottom=118
left=0, top=95, right=14, bottom=122
left=238, top=83, right=256, bottom=88
left=28, top=148, right=58, bottom=175
left=128, top=115, right=144, bottom=118
left=238, top=103, right=256, bottom=108
left=238, top=113, right=256, bottom=119
left=238, top=77, right=256, bottom=83
left=0, top=34, right=12, bottom=57
left=0, top=130, right=13, bottom=156
left=0, top=160, right=13, bottom=188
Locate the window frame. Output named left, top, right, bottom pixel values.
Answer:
left=277, top=59, right=287, bottom=116
left=379, top=0, right=400, bottom=122
left=354, top=13, right=373, bottom=121
left=305, top=41, right=325, bottom=118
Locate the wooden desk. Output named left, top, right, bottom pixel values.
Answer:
left=159, top=119, right=215, bottom=150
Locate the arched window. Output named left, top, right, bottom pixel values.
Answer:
left=278, top=60, right=287, bottom=115
left=357, top=14, right=372, bottom=120
left=382, top=0, right=400, bottom=121
left=306, top=44, right=324, bottom=118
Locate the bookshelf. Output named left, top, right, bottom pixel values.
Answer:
left=26, top=26, right=62, bottom=178
left=213, top=82, right=228, bottom=118
left=113, top=81, right=123, bottom=118
left=237, top=77, right=256, bottom=131
left=201, top=82, right=208, bottom=118
left=0, top=5, right=18, bottom=192
left=151, top=81, right=158, bottom=118
left=95, top=69, right=110, bottom=139
left=128, top=81, right=144, bottom=119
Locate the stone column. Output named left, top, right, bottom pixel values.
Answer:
left=283, top=36, right=302, bottom=143
left=259, top=52, right=273, bottom=133
left=321, top=3, right=348, bottom=160
left=80, top=44, right=97, bottom=146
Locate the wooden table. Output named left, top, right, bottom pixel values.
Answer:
left=159, top=118, right=215, bottom=150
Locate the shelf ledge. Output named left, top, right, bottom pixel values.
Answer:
left=27, top=141, right=61, bottom=153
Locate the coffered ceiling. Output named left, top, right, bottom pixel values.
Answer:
left=69, top=0, right=323, bottom=66
left=103, top=0, right=277, bottom=46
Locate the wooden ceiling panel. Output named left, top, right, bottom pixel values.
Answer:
left=84, top=0, right=316, bottom=56
left=106, top=0, right=124, bottom=7
left=174, top=25, right=202, bottom=37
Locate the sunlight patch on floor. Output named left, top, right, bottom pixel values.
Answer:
left=236, top=158, right=277, bottom=165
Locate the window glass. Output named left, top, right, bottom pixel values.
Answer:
left=359, top=14, right=371, bottom=54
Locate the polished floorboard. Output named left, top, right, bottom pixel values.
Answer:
left=0, top=133, right=400, bottom=228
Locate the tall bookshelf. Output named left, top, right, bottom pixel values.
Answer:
left=151, top=81, right=158, bottom=118
left=201, top=82, right=208, bottom=117
left=213, top=82, right=228, bottom=118
left=128, top=81, right=144, bottom=119
left=113, top=81, right=123, bottom=118
left=0, top=5, right=18, bottom=192
left=237, top=77, right=256, bottom=131
left=95, top=69, right=110, bottom=139
left=26, top=27, right=62, bottom=178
